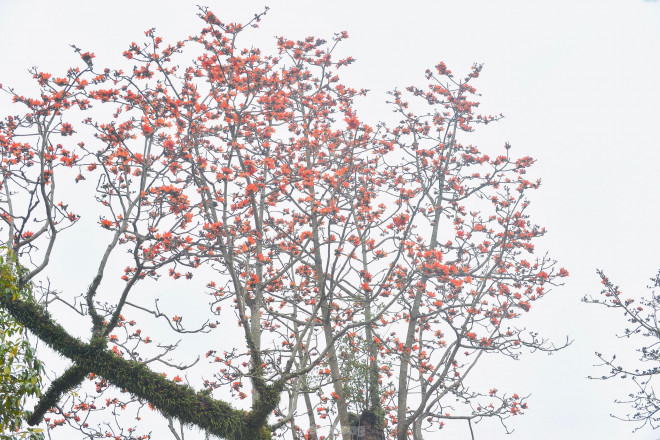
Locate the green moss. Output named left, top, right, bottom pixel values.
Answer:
left=28, top=364, right=87, bottom=425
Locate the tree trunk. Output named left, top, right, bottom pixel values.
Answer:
left=351, top=409, right=384, bottom=440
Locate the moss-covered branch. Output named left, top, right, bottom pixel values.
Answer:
left=0, top=284, right=279, bottom=440
left=28, top=364, right=88, bottom=425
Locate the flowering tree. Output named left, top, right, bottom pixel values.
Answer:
left=0, top=7, right=568, bottom=440
left=585, top=270, right=660, bottom=432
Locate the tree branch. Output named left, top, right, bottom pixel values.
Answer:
left=0, top=285, right=277, bottom=440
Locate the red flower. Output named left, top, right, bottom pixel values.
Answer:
left=392, top=213, right=409, bottom=229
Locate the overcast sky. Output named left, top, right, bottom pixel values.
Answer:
left=1, top=1, right=660, bottom=439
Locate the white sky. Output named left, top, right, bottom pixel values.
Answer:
left=1, top=0, right=660, bottom=439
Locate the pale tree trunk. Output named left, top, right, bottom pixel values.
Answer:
left=306, top=141, right=352, bottom=438
left=396, top=127, right=456, bottom=440
left=320, top=299, right=352, bottom=438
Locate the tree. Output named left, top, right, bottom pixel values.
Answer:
left=0, top=7, right=569, bottom=439
left=0, top=251, right=44, bottom=440
left=584, top=270, right=660, bottom=432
